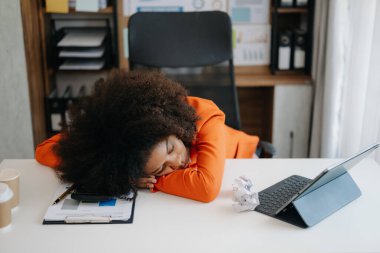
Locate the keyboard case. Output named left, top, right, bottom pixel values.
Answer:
left=274, top=172, right=361, bottom=228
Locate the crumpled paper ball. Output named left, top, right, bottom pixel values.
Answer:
left=232, top=176, right=260, bottom=212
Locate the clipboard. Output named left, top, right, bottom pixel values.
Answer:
left=42, top=184, right=136, bottom=224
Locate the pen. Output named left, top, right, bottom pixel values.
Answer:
left=53, top=185, right=75, bottom=205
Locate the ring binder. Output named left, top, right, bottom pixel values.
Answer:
left=293, top=30, right=307, bottom=69
left=278, top=30, right=292, bottom=70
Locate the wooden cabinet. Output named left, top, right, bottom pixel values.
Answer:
left=235, top=65, right=311, bottom=143
left=272, top=84, right=313, bottom=157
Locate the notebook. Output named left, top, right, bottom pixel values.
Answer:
left=254, top=143, right=379, bottom=227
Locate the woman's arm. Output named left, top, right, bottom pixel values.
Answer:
left=35, top=134, right=62, bottom=168
left=153, top=108, right=226, bottom=203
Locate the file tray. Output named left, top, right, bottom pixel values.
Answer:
left=51, top=26, right=113, bottom=70
left=275, top=172, right=361, bottom=228
left=46, top=85, right=86, bottom=135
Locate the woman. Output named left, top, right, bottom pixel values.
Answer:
left=36, top=70, right=259, bottom=202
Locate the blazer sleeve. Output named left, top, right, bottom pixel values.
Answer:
left=153, top=105, right=226, bottom=203
left=35, top=134, right=62, bottom=168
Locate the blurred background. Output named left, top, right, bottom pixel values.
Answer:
left=0, top=0, right=379, bottom=162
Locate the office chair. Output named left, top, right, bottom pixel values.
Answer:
left=128, top=11, right=275, bottom=157
left=128, top=11, right=240, bottom=129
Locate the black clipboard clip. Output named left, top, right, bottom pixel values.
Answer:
left=64, top=216, right=112, bottom=224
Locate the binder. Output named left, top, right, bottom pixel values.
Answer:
left=293, top=30, right=307, bottom=69
left=64, top=85, right=86, bottom=124
left=47, top=85, right=88, bottom=135
left=46, top=0, right=69, bottom=13
left=279, top=0, right=294, bottom=7
left=295, top=0, right=308, bottom=7
left=47, top=88, right=67, bottom=133
left=278, top=31, right=292, bottom=70
left=43, top=184, right=136, bottom=224
left=274, top=172, right=361, bottom=228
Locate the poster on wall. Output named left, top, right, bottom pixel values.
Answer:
left=233, top=24, right=271, bottom=66
left=229, top=0, right=270, bottom=24
left=124, top=0, right=184, bottom=15
left=124, top=0, right=228, bottom=16
left=184, top=0, right=228, bottom=12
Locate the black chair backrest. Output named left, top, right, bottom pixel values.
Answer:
left=128, top=11, right=241, bottom=129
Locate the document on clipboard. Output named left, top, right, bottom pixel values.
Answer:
left=43, top=184, right=136, bottom=224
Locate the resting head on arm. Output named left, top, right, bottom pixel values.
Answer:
left=142, top=135, right=192, bottom=187
left=54, top=70, right=198, bottom=196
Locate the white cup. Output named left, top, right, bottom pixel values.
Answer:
left=0, top=183, right=13, bottom=228
left=0, top=168, right=20, bottom=208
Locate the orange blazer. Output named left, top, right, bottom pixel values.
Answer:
left=35, top=97, right=259, bottom=202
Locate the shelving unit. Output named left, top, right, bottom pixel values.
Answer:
left=270, top=1, right=315, bottom=74
left=38, top=0, right=121, bottom=136
left=277, top=8, right=308, bottom=14
left=22, top=0, right=314, bottom=148
left=236, top=74, right=311, bottom=87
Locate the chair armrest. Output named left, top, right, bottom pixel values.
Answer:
left=256, top=141, right=276, bottom=158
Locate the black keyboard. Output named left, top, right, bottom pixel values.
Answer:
left=255, top=175, right=312, bottom=216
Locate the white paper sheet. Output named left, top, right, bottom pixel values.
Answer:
left=59, top=59, right=105, bottom=70
left=59, top=47, right=105, bottom=58
left=229, top=0, right=270, bottom=24
left=57, top=30, right=107, bottom=47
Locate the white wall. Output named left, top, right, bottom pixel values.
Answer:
left=0, top=0, right=34, bottom=161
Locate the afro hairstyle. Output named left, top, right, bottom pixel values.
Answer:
left=54, top=70, right=198, bottom=195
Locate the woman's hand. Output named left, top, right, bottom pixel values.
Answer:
left=137, top=175, right=157, bottom=190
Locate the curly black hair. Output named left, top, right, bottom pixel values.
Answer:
left=54, top=70, right=198, bottom=195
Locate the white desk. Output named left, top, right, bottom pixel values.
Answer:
left=1, top=158, right=380, bottom=253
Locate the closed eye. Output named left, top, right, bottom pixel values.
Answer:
left=166, top=138, right=174, bottom=154
left=168, top=144, right=174, bottom=154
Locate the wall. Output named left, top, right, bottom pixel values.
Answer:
left=0, top=0, right=34, bottom=161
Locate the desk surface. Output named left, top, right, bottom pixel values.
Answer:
left=1, top=158, right=380, bottom=253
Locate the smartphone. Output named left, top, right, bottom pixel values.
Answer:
left=71, top=189, right=114, bottom=202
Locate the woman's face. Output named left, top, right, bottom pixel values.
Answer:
left=144, top=135, right=190, bottom=177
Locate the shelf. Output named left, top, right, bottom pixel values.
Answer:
left=70, top=6, right=113, bottom=14
left=276, top=8, right=308, bottom=14
left=236, top=73, right=312, bottom=87
left=234, top=66, right=271, bottom=75
left=43, top=6, right=113, bottom=14
left=234, top=65, right=311, bottom=87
